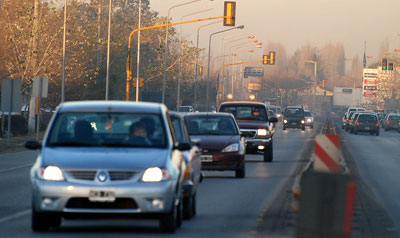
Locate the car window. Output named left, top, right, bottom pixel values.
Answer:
left=47, top=112, right=167, bottom=148
left=171, top=117, right=185, bottom=143
left=305, top=111, right=312, bottom=117
left=186, top=116, right=238, bottom=135
left=388, top=115, right=400, bottom=120
left=284, top=108, right=304, bottom=117
left=358, top=115, right=377, bottom=122
left=220, top=105, right=267, bottom=121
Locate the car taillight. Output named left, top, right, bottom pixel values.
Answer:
left=356, top=122, right=360, bottom=126
left=376, top=123, right=379, bottom=127
left=347, top=119, right=350, bottom=122
left=386, top=121, right=390, bottom=125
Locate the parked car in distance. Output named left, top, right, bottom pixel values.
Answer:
left=268, top=105, right=282, bottom=121
left=26, top=101, right=190, bottom=233
left=283, top=106, right=306, bottom=131
left=353, top=113, right=380, bottom=136
left=382, top=113, right=400, bottom=131
left=219, top=101, right=277, bottom=162
left=304, top=110, right=314, bottom=129
left=185, top=112, right=246, bottom=178
left=178, top=106, right=194, bottom=113
left=169, top=112, right=202, bottom=219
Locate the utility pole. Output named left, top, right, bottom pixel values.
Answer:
left=28, top=0, right=40, bottom=133
left=87, top=4, right=109, bottom=67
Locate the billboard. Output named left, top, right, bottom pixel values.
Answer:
left=362, top=69, right=378, bottom=97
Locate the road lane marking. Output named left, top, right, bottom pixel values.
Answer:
left=0, top=209, right=30, bottom=224
left=0, top=163, right=33, bottom=173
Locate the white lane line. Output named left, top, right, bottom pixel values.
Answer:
left=0, top=209, right=30, bottom=224
left=0, top=163, right=33, bottom=173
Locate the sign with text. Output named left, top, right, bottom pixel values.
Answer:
left=1, top=78, right=21, bottom=112
left=244, top=67, right=264, bottom=77
left=32, top=76, right=49, bottom=98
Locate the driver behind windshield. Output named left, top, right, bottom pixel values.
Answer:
left=128, top=121, right=151, bottom=146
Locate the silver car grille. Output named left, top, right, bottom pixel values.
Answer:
left=66, top=170, right=137, bottom=181
left=240, top=129, right=257, bottom=138
left=109, top=171, right=137, bottom=181
left=66, top=170, right=97, bottom=180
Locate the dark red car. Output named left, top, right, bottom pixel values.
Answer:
left=184, top=113, right=246, bottom=178
left=218, top=101, right=277, bottom=162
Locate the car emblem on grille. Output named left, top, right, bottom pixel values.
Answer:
left=97, top=172, right=108, bottom=182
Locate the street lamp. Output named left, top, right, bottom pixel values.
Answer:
left=105, top=0, right=112, bottom=100
left=206, top=25, right=245, bottom=111
left=194, top=20, right=222, bottom=110
left=162, top=0, right=201, bottom=104
left=177, top=8, right=213, bottom=110
left=61, top=0, right=67, bottom=102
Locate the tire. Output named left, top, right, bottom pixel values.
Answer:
left=159, top=200, right=177, bottom=233
left=235, top=163, right=245, bottom=178
left=302, top=126, right=305, bottom=131
left=350, top=128, right=353, bottom=134
left=183, top=195, right=194, bottom=219
left=345, top=126, right=349, bottom=132
left=263, top=142, right=273, bottom=162
left=376, top=131, right=380, bottom=136
left=283, top=126, right=286, bottom=130
left=32, top=209, right=61, bottom=232
left=311, top=125, right=314, bottom=129
left=354, top=129, right=358, bottom=135
left=176, top=197, right=183, bottom=228
left=192, top=193, right=197, bottom=216
left=384, top=128, right=388, bottom=131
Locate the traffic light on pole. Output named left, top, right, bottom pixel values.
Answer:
left=388, top=61, right=394, bottom=71
left=223, top=1, right=236, bottom=26
left=269, top=51, right=275, bottom=65
left=263, top=55, right=269, bottom=65
left=322, top=80, right=326, bottom=88
left=133, top=78, right=144, bottom=88
left=382, top=58, right=388, bottom=70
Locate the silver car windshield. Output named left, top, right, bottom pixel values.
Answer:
left=47, top=112, right=167, bottom=148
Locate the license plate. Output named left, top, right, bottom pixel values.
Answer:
left=292, top=123, right=297, bottom=126
left=89, top=190, right=115, bottom=202
left=364, top=127, right=370, bottom=130
left=200, top=155, right=213, bottom=162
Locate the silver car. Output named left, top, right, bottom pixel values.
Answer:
left=304, top=110, right=314, bottom=128
left=26, top=101, right=190, bottom=233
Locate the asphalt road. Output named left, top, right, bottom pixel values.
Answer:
left=340, top=127, right=400, bottom=235
left=0, top=124, right=317, bottom=238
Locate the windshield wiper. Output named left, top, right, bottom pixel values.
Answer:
left=49, top=142, right=95, bottom=147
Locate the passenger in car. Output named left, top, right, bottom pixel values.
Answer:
left=128, top=121, right=151, bottom=146
left=74, top=120, right=93, bottom=144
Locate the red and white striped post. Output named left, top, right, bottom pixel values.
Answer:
left=313, top=134, right=340, bottom=173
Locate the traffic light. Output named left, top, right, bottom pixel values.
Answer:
left=388, top=61, right=394, bottom=71
left=269, top=51, right=275, bottom=65
left=262, top=51, right=276, bottom=65
left=199, top=66, right=203, bottom=76
left=263, top=55, right=269, bottom=64
left=223, top=1, right=236, bottom=26
left=382, top=58, right=388, bottom=70
left=133, top=78, right=144, bottom=88
left=322, top=80, right=326, bottom=88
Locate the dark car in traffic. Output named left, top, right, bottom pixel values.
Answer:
left=353, top=113, right=380, bottom=136
left=283, top=106, right=306, bottom=130
left=169, top=112, right=202, bottom=219
left=184, top=113, right=246, bottom=178
left=218, top=101, right=277, bottom=162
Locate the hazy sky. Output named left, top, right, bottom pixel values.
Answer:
left=148, top=0, right=400, bottom=62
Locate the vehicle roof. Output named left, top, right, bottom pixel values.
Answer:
left=184, top=112, right=234, bottom=118
left=58, top=101, right=165, bottom=113
left=219, top=101, right=266, bottom=107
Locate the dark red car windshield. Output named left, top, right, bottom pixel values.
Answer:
left=220, top=105, right=267, bottom=121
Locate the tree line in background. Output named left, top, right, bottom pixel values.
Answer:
left=0, top=0, right=210, bottom=111
left=0, top=0, right=389, bottom=111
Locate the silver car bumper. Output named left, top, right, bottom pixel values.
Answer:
left=32, top=179, right=176, bottom=214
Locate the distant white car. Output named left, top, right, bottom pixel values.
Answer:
left=304, top=110, right=314, bottom=128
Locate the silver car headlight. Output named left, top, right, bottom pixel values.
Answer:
left=40, top=166, right=65, bottom=181
left=142, top=167, right=168, bottom=182
left=222, top=143, right=239, bottom=152
left=307, top=118, right=312, bottom=123
left=301, top=120, right=305, bottom=124
left=283, top=119, right=288, bottom=124
left=277, top=114, right=281, bottom=118
left=257, top=129, right=269, bottom=136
